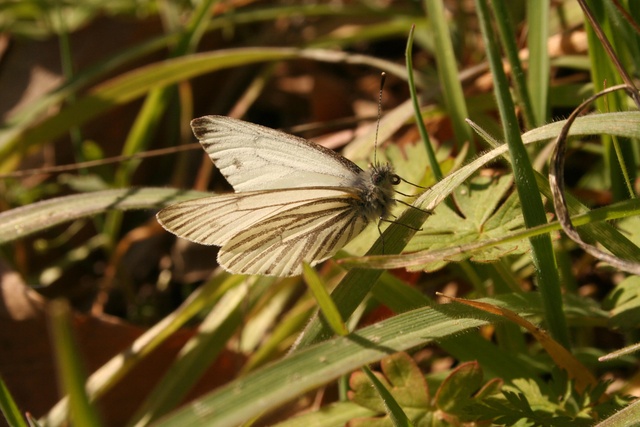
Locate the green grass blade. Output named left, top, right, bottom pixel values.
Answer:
left=271, top=401, right=374, bottom=427
left=0, top=48, right=289, bottom=169
left=0, top=48, right=409, bottom=172
left=41, top=274, right=244, bottom=426
left=0, top=188, right=209, bottom=245
left=129, top=282, right=248, bottom=427
left=526, top=0, right=550, bottom=126
left=150, top=293, right=597, bottom=427
left=0, top=376, right=28, bottom=427
left=373, top=262, right=539, bottom=383
left=595, top=397, right=640, bottom=427
left=424, top=0, right=474, bottom=152
left=406, top=25, right=443, bottom=182
left=1, top=33, right=177, bottom=136
left=475, top=0, right=569, bottom=348
left=492, top=0, right=536, bottom=129
left=584, top=0, right=636, bottom=202
left=49, top=300, right=104, bottom=427
left=293, top=205, right=430, bottom=348
left=362, top=365, right=414, bottom=427
left=302, top=263, right=348, bottom=337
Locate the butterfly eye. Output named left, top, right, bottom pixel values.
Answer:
left=391, top=174, right=401, bottom=185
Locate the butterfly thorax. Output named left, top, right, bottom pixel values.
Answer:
left=349, top=163, right=399, bottom=222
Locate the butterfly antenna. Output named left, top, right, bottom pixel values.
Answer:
left=380, top=216, right=423, bottom=231
left=374, top=72, right=386, bottom=166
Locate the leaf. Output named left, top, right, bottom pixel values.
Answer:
left=302, top=263, right=348, bottom=337
left=349, top=370, right=393, bottom=414
left=434, top=361, right=485, bottom=416
left=360, top=365, right=415, bottom=427
left=603, top=275, right=640, bottom=330
left=404, top=174, right=529, bottom=271
left=437, top=294, right=598, bottom=392
left=379, top=353, right=431, bottom=408
left=129, top=292, right=598, bottom=427
left=340, top=112, right=640, bottom=272
left=348, top=357, right=504, bottom=426
left=348, top=353, right=432, bottom=427
left=0, top=188, right=210, bottom=245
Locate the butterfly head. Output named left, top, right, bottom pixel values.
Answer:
left=351, top=163, right=399, bottom=222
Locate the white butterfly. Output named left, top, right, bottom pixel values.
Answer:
left=157, top=115, right=401, bottom=277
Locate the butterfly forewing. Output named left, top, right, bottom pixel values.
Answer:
left=191, top=116, right=364, bottom=192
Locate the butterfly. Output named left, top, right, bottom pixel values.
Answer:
left=157, top=115, right=402, bottom=277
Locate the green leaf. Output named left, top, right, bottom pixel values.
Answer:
left=0, top=188, right=210, bottom=245
left=153, top=293, right=550, bottom=427
left=361, top=364, right=414, bottom=427
left=595, top=396, right=640, bottom=427
left=405, top=174, right=529, bottom=271
left=604, top=275, right=640, bottom=330
left=379, top=353, right=431, bottom=409
left=0, top=376, right=28, bottom=427
left=350, top=353, right=430, bottom=412
left=348, top=353, right=430, bottom=427
left=435, top=361, right=484, bottom=415
left=302, top=263, right=348, bottom=336
left=49, top=300, right=104, bottom=427
left=349, top=370, right=391, bottom=414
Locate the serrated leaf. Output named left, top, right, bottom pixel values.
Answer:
left=604, top=276, right=640, bottom=330
left=348, top=353, right=431, bottom=427
left=507, top=379, right=560, bottom=413
left=475, top=377, right=504, bottom=400
left=405, top=174, right=529, bottom=271
left=438, top=295, right=598, bottom=391
left=349, top=371, right=392, bottom=413
left=379, top=353, right=430, bottom=408
left=434, top=361, right=484, bottom=414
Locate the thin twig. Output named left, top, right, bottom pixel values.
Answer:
left=0, top=144, right=200, bottom=179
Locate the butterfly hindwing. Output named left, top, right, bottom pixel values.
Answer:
left=191, top=116, right=364, bottom=192
left=218, top=193, right=368, bottom=276
left=157, top=193, right=276, bottom=246
left=157, top=187, right=369, bottom=276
